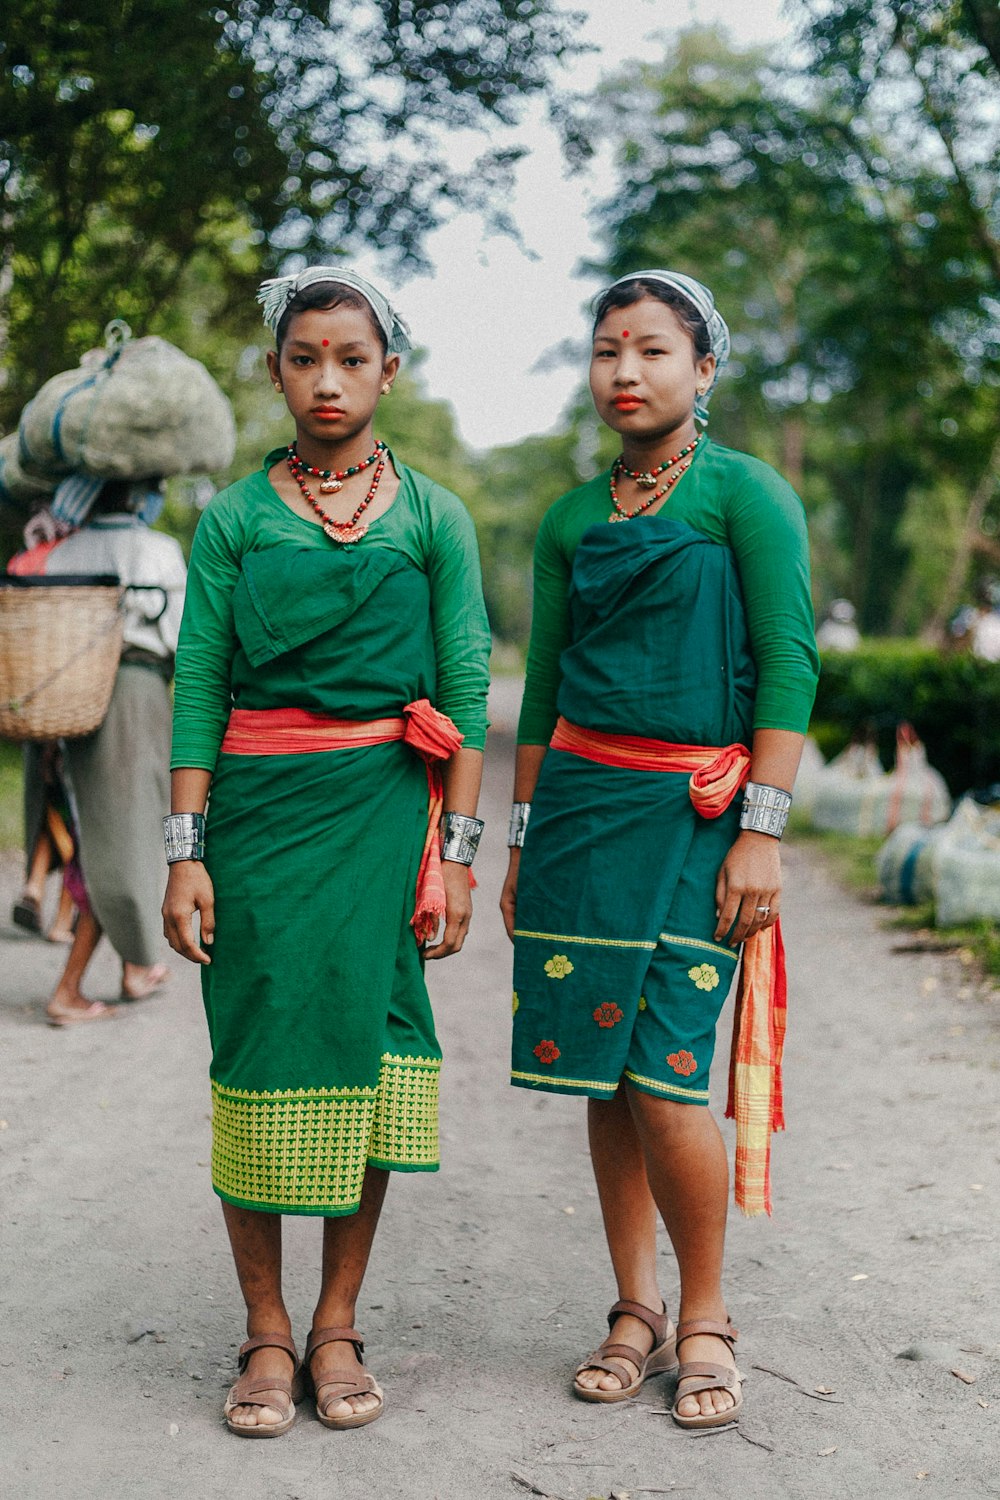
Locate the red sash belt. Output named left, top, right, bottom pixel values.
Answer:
left=550, top=716, right=786, bottom=1218
left=221, top=699, right=465, bottom=944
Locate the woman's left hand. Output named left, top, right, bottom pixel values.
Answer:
left=714, top=831, right=782, bottom=947
left=424, top=861, right=474, bottom=959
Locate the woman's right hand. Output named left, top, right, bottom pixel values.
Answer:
left=500, top=848, right=521, bottom=943
left=162, top=862, right=216, bottom=964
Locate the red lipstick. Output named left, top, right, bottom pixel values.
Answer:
left=613, top=396, right=644, bottom=411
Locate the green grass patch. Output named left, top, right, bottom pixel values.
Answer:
left=0, top=742, right=23, bottom=853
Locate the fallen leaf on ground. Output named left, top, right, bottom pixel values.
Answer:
left=970, top=1184, right=984, bottom=1191
left=168, top=1422, right=179, bottom=1436
left=563, top=1206, right=575, bottom=1215
left=818, top=1446, right=837, bottom=1456
left=814, top=1386, right=835, bottom=1395
left=978, top=1399, right=989, bottom=1409
left=850, top=1274, right=869, bottom=1281
left=916, top=1471, right=929, bottom=1479
left=951, top=1369, right=976, bottom=1384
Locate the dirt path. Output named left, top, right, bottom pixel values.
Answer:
left=2, top=726, right=998, bottom=1500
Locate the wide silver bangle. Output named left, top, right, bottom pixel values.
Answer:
left=507, top=801, right=531, bottom=848
left=441, top=812, right=484, bottom=866
left=164, top=812, right=206, bottom=864
left=740, top=782, right=792, bottom=840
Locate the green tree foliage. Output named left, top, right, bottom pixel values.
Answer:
left=585, top=19, right=1000, bottom=634
left=0, top=0, right=583, bottom=422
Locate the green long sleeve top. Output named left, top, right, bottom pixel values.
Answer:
left=518, top=436, right=819, bottom=744
left=171, top=450, right=491, bottom=770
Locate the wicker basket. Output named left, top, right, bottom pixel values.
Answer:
left=0, top=575, right=124, bottom=741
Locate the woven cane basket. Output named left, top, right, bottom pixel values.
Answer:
left=0, top=575, right=124, bottom=741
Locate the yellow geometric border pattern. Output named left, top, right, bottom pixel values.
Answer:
left=624, top=1067, right=710, bottom=1103
left=658, top=932, right=738, bottom=962
left=211, top=1053, right=441, bottom=1214
left=510, top=1068, right=618, bottom=1091
left=514, top=928, right=657, bottom=950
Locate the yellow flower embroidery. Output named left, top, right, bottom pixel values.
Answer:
left=512, top=991, right=520, bottom=1015
left=638, top=995, right=648, bottom=1011
left=544, top=954, right=574, bottom=980
left=688, top=963, right=720, bottom=991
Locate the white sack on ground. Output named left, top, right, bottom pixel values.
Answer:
left=792, top=735, right=825, bottom=819
left=876, top=822, right=943, bottom=905
left=932, top=797, right=1000, bottom=927
left=18, top=335, right=236, bottom=482
left=810, top=735, right=951, bottom=837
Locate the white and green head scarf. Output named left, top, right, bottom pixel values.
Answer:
left=257, top=266, right=412, bottom=354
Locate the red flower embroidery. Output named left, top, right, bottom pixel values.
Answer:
left=593, top=1002, right=624, bottom=1029
left=533, top=1039, right=561, bottom=1065
left=667, top=1050, right=697, bottom=1077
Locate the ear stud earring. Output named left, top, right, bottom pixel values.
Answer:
left=381, top=383, right=392, bottom=395
left=274, top=382, right=283, bottom=392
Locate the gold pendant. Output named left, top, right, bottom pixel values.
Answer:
left=319, top=478, right=342, bottom=494
left=638, top=475, right=657, bottom=489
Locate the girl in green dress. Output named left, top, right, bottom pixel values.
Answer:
left=501, top=271, right=818, bottom=1429
left=163, top=268, right=490, bottom=1437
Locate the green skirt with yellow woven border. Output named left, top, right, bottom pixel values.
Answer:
left=203, top=739, right=441, bottom=1216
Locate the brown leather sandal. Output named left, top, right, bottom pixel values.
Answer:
left=223, top=1332, right=304, bottom=1438
left=305, top=1325, right=385, bottom=1430
left=572, top=1298, right=679, bottom=1404
left=670, top=1318, right=743, bottom=1429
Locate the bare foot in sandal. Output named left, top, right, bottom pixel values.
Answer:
left=672, top=1317, right=742, bottom=1427
left=306, top=1327, right=384, bottom=1427
left=574, top=1299, right=677, bottom=1400
left=225, top=1335, right=302, bottom=1435
left=120, top=962, right=170, bottom=1001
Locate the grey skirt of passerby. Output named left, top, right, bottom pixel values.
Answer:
left=63, top=662, right=171, bottom=966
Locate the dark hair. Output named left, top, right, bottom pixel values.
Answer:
left=275, top=282, right=388, bottom=355
left=592, top=278, right=711, bottom=358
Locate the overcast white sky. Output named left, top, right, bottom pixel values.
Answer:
left=352, top=0, right=794, bottom=448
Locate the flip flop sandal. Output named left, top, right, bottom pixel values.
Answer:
left=224, top=1332, right=304, bottom=1438
left=119, top=964, right=171, bottom=1002
left=305, top=1325, right=385, bottom=1430
left=12, top=895, right=42, bottom=934
left=46, top=1000, right=117, bottom=1027
left=670, top=1318, right=743, bottom=1429
left=573, top=1298, right=679, bottom=1404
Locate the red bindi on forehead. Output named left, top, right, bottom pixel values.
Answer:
left=622, top=330, right=629, bottom=338
left=322, top=339, right=330, bottom=346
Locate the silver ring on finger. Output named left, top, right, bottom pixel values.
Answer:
left=755, top=905, right=771, bottom=914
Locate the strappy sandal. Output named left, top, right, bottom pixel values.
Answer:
left=305, top=1325, right=385, bottom=1430
left=670, top=1318, right=743, bottom=1429
left=223, top=1332, right=304, bottom=1438
left=572, top=1298, right=679, bottom=1404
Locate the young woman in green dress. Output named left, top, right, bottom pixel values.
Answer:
left=502, top=271, right=819, bottom=1428
left=163, top=268, right=490, bottom=1436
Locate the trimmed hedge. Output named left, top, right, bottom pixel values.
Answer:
left=812, top=643, right=1000, bottom=798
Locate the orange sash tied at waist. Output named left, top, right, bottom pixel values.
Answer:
left=221, top=699, right=465, bottom=945
left=550, top=715, right=786, bottom=1217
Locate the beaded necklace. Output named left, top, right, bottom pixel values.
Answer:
left=608, top=433, right=702, bottom=523
left=616, top=436, right=701, bottom=489
left=286, top=441, right=387, bottom=544
left=286, top=440, right=383, bottom=494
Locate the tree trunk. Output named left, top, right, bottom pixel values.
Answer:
left=924, top=433, right=1000, bottom=640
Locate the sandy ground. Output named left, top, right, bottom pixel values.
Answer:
left=2, top=713, right=999, bottom=1500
